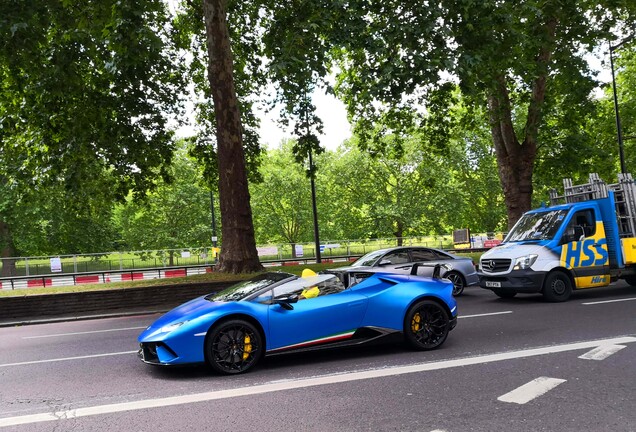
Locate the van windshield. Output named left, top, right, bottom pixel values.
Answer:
left=505, top=209, right=569, bottom=242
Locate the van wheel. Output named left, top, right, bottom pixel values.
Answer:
left=624, top=276, right=636, bottom=286
left=542, top=271, right=572, bottom=302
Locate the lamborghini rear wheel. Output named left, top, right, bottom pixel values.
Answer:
left=205, top=319, right=262, bottom=374
left=404, top=300, right=450, bottom=350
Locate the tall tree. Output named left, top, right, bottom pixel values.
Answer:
left=201, top=0, right=262, bottom=272
left=329, top=0, right=636, bottom=228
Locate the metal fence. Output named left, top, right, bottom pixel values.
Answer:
left=0, top=233, right=497, bottom=279
left=0, top=248, right=218, bottom=278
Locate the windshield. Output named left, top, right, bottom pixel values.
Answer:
left=350, top=250, right=387, bottom=267
left=205, top=273, right=294, bottom=302
left=505, top=209, right=568, bottom=242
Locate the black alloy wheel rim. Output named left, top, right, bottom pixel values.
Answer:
left=447, top=273, right=464, bottom=295
left=211, top=325, right=260, bottom=373
left=410, top=304, right=447, bottom=348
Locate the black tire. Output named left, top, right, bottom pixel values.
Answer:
left=492, top=289, right=517, bottom=299
left=624, top=276, right=636, bottom=286
left=542, top=271, right=572, bottom=302
left=205, top=319, right=263, bottom=374
left=404, top=300, right=450, bottom=350
left=445, top=271, right=466, bottom=296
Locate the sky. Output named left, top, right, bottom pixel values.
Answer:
left=257, top=88, right=352, bottom=151
left=176, top=48, right=617, bottom=152
left=175, top=86, right=351, bottom=152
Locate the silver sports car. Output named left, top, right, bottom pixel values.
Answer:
left=335, top=246, right=479, bottom=296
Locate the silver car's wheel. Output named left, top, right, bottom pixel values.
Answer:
left=445, top=271, right=465, bottom=296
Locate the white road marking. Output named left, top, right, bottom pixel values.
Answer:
left=578, top=345, right=626, bottom=360
left=582, top=297, right=636, bottom=305
left=497, top=377, right=566, bottom=404
left=459, top=311, right=513, bottom=319
left=0, top=351, right=137, bottom=368
left=0, top=336, right=634, bottom=428
left=22, top=327, right=147, bottom=339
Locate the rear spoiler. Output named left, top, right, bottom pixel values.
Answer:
left=409, top=262, right=452, bottom=279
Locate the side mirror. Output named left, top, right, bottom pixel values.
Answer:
left=273, top=294, right=299, bottom=310
left=378, top=259, right=391, bottom=266
left=562, top=225, right=585, bottom=244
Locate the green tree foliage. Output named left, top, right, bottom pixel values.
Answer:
left=250, top=140, right=313, bottom=254
left=0, top=0, right=185, bottom=196
left=328, top=0, right=636, bottom=228
left=114, top=146, right=213, bottom=258
left=257, top=0, right=635, bottom=228
left=0, top=0, right=186, bottom=275
left=614, top=44, right=636, bottom=172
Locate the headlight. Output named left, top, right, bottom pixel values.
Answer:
left=160, top=321, right=188, bottom=333
left=513, top=254, right=538, bottom=270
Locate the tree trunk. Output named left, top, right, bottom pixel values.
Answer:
left=487, top=81, right=535, bottom=230
left=0, top=220, right=17, bottom=277
left=202, top=0, right=263, bottom=273
left=487, top=18, right=556, bottom=230
left=394, top=220, right=404, bottom=246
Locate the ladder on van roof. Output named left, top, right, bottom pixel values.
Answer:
left=549, top=173, right=636, bottom=238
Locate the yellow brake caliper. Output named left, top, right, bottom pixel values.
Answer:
left=243, top=334, right=252, bottom=360
left=411, top=313, right=422, bottom=333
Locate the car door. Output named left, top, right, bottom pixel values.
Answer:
left=557, top=208, right=610, bottom=288
left=266, top=276, right=369, bottom=352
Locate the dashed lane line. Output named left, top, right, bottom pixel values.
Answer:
left=582, top=297, right=636, bottom=305
left=0, top=336, right=634, bottom=428
left=0, top=351, right=137, bottom=368
left=459, top=311, right=513, bottom=319
left=497, top=377, right=567, bottom=405
left=578, top=344, right=626, bottom=360
left=22, top=327, right=147, bottom=339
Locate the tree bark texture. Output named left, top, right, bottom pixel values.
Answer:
left=0, top=220, right=17, bottom=277
left=202, top=0, right=262, bottom=273
left=487, top=18, right=557, bottom=230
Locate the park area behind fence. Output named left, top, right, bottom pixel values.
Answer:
left=0, top=233, right=502, bottom=283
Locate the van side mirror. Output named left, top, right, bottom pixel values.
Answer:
left=562, top=225, right=585, bottom=244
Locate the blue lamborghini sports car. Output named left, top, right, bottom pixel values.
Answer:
left=138, top=265, right=458, bottom=374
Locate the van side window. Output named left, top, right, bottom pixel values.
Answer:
left=571, top=209, right=595, bottom=237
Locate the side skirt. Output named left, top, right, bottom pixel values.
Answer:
left=265, top=327, right=402, bottom=357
